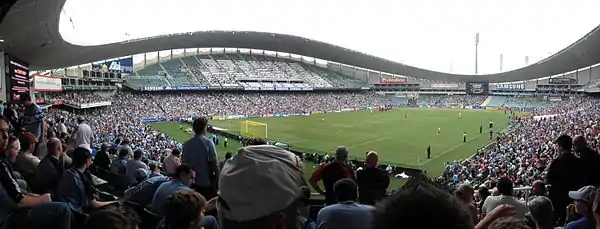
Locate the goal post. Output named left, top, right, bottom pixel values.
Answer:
left=239, top=120, right=268, bottom=139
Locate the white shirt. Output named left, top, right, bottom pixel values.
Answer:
left=482, top=195, right=528, bottom=219
left=57, top=123, right=68, bottom=134
left=73, top=123, right=93, bottom=146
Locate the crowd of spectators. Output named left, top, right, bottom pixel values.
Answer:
left=40, top=92, right=111, bottom=105
left=3, top=90, right=600, bottom=229
left=417, top=95, right=486, bottom=107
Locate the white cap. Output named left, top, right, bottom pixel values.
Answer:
left=218, top=145, right=303, bottom=221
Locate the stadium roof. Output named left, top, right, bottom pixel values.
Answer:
left=2, top=0, right=600, bottom=83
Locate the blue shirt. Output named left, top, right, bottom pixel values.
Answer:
left=22, top=103, right=44, bottom=139
left=316, top=201, right=374, bottom=229
left=56, top=169, right=92, bottom=213
left=150, top=179, right=192, bottom=215
left=128, top=176, right=168, bottom=207
left=566, top=216, right=592, bottom=229
left=182, top=135, right=217, bottom=187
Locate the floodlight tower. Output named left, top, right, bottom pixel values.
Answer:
left=475, top=33, right=480, bottom=74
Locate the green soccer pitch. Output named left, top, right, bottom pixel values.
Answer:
left=149, top=108, right=519, bottom=190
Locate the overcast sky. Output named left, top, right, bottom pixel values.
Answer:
left=59, top=0, right=600, bottom=75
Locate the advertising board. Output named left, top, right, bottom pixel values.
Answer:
left=466, top=82, right=489, bottom=95
left=379, top=78, right=407, bottom=84
left=33, top=74, right=62, bottom=92
left=91, top=57, right=135, bottom=74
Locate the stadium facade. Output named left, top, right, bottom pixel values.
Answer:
left=3, top=0, right=600, bottom=84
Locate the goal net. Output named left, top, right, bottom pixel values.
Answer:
left=240, top=120, right=268, bottom=139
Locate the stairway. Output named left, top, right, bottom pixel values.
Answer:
left=480, top=96, right=492, bottom=106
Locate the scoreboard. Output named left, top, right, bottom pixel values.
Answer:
left=466, top=82, right=489, bottom=95
left=5, top=54, right=30, bottom=102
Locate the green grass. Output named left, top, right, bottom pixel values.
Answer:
left=149, top=108, right=520, bottom=191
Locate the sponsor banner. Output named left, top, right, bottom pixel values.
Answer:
left=451, top=106, right=460, bottom=109
left=260, top=114, right=274, bottom=118
left=380, top=78, right=407, bottom=84
left=353, top=108, right=360, bottom=111
left=466, top=82, right=489, bottom=95
left=33, top=75, right=62, bottom=92
left=51, top=99, right=65, bottom=105
left=496, top=83, right=525, bottom=90
left=301, top=113, right=311, bottom=116
left=212, top=116, right=227, bottom=120
left=36, top=99, right=45, bottom=104
left=431, top=83, right=459, bottom=89
left=141, top=118, right=168, bottom=123
left=341, top=108, right=354, bottom=112
left=227, top=115, right=246, bottom=120
left=311, top=111, right=324, bottom=115
left=360, top=87, right=370, bottom=90
left=332, top=110, right=342, bottom=113
left=274, top=114, right=290, bottom=117
left=372, top=105, right=381, bottom=109
left=140, top=86, right=208, bottom=91
left=485, top=107, right=500, bottom=111
left=92, top=57, right=135, bottom=74
left=80, top=101, right=112, bottom=109
left=549, top=78, right=576, bottom=84
left=472, top=106, right=482, bottom=110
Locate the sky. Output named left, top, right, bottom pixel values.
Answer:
left=59, top=0, right=600, bottom=75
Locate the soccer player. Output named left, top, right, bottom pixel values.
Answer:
left=489, top=120, right=493, bottom=129
left=489, top=129, right=493, bottom=140
left=480, top=125, right=483, bottom=134
left=427, top=145, right=431, bottom=159
left=437, top=128, right=441, bottom=135
left=458, top=112, right=462, bottom=119
left=463, top=132, right=467, bottom=143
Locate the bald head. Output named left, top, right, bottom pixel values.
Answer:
left=531, top=180, right=546, bottom=196
left=48, top=137, right=62, bottom=156
left=365, top=151, right=379, bottom=168
left=573, top=135, right=588, bottom=152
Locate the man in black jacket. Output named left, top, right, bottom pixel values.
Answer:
left=573, top=135, right=600, bottom=187
left=546, top=135, right=585, bottom=225
left=357, top=151, right=390, bottom=205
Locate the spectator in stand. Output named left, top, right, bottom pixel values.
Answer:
left=57, top=147, right=116, bottom=213
left=182, top=117, right=218, bottom=200
left=125, top=149, right=149, bottom=184
left=218, top=145, right=312, bottom=229
left=118, top=139, right=133, bottom=159
left=126, top=175, right=168, bottom=206
left=454, top=183, right=478, bottom=224
left=150, top=164, right=195, bottom=215
left=482, top=177, right=528, bottom=219
left=13, top=132, right=40, bottom=181
left=488, top=217, right=530, bottom=229
left=157, top=190, right=218, bottom=229
left=20, top=93, right=45, bottom=140
left=84, top=206, right=140, bottom=229
left=370, top=176, right=475, bottom=229
left=529, top=180, right=547, bottom=201
left=72, top=116, right=92, bottom=147
left=527, top=196, right=555, bottom=229
left=573, top=135, right=600, bottom=187
left=36, top=130, right=54, bottom=159
left=547, top=135, right=586, bottom=225
left=310, top=146, right=355, bottom=205
left=219, top=152, right=232, bottom=171
left=356, top=151, right=389, bottom=205
left=565, top=186, right=597, bottom=229
left=163, top=148, right=181, bottom=176
left=31, top=138, right=67, bottom=195
left=148, top=163, right=163, bottom=178
left=94, top=143, right=111, bottom=170
left=57, top=118, right=68, bottom=136
left=111, top=149, right=128, bottom=175
left=123, top=168, right=149, bottom=199
left=0, top=118, right=72, bottom=229
left=317, top=178, right=374, bottom=229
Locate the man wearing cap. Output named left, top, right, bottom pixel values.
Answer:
left=124, top=168, right=149, bottom=199
left=20, top=93, right=45, bottom=140
left=547, top=135, right=585, bottom=225
left=310, top=146, right=355, bottom=205
left=565, top=186, right=597, bottom=229
left=72, top=116, right=92, bottom=147
left=218, top=145, right=312, bottom=229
